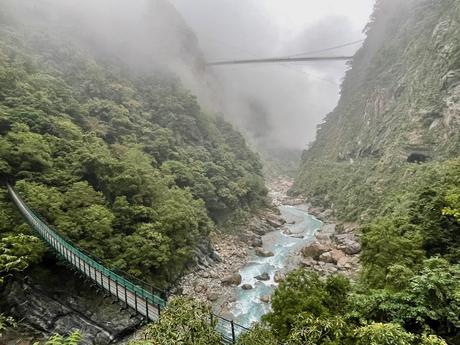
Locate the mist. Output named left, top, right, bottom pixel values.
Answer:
left=171, top=0, right=376, bottom=151
left=1, top=0, right=375, bottom=152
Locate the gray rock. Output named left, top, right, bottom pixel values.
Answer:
left=221, top=273, right=242, bottom=286
left=0, top=265, right=143, bottom=345
left=334, top=233, right=361, bottom=255
left=321, top=223, right=336, bottom=234
left=241, top=284, right=253, bottom=290
left=198, top=271, right=210, bottom=278
left=300, top=257, right=317, bottom=267
left=255, top=248, right=274, bottom=257
left=291, top=234, right=304, bottom=239
left=265, top=213, right=286, bottom=228
left=301, top=242, right=329, bottom=259
left=315, top=232, right=331, bottom=242
left=255, top=272, right=270, bottom=281
left=250, top=236, right=263, bottom=248
left=318, top=251, right=335, bottom=264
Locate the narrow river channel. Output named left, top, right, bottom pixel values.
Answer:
left=230, top=204, right=322, bottom=327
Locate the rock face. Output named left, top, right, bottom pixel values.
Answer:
left=221, top=273, right=242, bottom=286
left=0, top=263, right=143, bottom=345
left=293, top=0, right=460, bottom=219
left=255, top=248, right=274, bottom=257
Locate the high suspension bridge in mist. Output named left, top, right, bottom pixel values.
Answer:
left=206, top=55, right=353, bottom=66
left=205, top=38, right=363, bottom=66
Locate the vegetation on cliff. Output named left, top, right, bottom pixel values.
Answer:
left=0, top=13, right=266, bottom=290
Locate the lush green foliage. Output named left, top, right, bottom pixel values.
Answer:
left=37, top=332, right=82, bottom=345
left=0, top=19, right=266, bottom=286
left=0, top=233, right=45, bottom=284
left=129, top=297, right=222, bottom=345
left=0, top=314, right=16, bottom=337
left=263, top=270, right=350, bottom=338
left=236, top=324, right=278, bottom=345
left=240, top=265, right=456, bottom=344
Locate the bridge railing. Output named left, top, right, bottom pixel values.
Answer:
left=7, top=185, right=166, bottom=315
left=7, top=184, right=250, bottom=342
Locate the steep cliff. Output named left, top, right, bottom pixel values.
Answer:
left=293, top=0, right=460, bottom=220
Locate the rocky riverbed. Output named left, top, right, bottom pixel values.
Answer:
left=176, top=209, right=283, bottom=318
left=177, top=177, right=362, bottom=325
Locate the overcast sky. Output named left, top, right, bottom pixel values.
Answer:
left=170, top=0, right=376, bottom=150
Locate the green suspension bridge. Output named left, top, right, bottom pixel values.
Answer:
left=7, top=184, right=248, bottom=343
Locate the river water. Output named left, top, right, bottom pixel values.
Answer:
left=230, top=205, right=322, bottom=327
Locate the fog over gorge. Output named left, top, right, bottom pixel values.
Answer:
left=171, top=0, right=375, bottom=150
left=1, top=0, right=375, bottom=152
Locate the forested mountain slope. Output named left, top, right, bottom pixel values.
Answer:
left=0, top=0, right=266, bottom=291
left=294, top=0, right=460, bottom=221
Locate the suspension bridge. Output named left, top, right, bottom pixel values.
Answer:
left=7, top=184, right=248, bottom=343
left=207, top=55, right=353, bottom=66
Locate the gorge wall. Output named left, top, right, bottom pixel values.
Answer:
left=293, top=0, right=460, bottom=220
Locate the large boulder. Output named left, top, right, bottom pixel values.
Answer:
left=250, top=236, right=263, bottom=248
left=265, top=213, right=286, bottom=228
left=301, top=242, right=329, bottom=259
left=337, top=256, right=353, bottom=269
left=331, top=249, right=346, bottom=263
left=255, top=248, right=274, bottom=257
left=318, top=249, right=345, bottom=264
left=318, top=251, right=335, bottom=264
left=221, top=273, right=242, bottom=286
left=255, top=272, right=270, bottom=281
left=315, top=232, right=332, bottom=243
left=321, top=223, right=337, bottom=234
left=300, top=257, right=317, bottom=267
left=334, top=234, right=361, bottom=255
